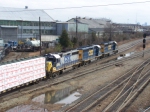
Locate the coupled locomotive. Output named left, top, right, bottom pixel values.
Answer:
left=0, top=41, right=118, bottom=94
left=45, top=41, right=118, bottom=78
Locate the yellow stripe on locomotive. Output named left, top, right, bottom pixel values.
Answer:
left=79, top=50, right=83, bottom=60
left=108, top=45, right=112, bottom=50
left=88, top=50, right=93, bottom=56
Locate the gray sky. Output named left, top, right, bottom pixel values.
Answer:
left=0, top=0, right=150, bottom=25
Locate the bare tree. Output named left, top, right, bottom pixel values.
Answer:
left=103, top=22, right=115, bottom=41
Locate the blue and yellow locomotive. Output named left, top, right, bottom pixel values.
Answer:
left=100, top=41, right=118, bottom=57
left=45, top=41, right=118, bottom=78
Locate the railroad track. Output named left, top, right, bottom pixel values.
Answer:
left=118, top=39, right=142, bottom=53
left=103, top=59, right=150, bottom=112
left=1, top=43, right=150, bottom=101
left=0, top=38, right=150, bottom=112
left=64, top=58, right=150, bottom=112
left=22, top=48, right=150, bottom=93
left=0, top=39, right=148, bottom=101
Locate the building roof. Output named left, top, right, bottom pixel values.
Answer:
left=56, top=21, right=88, bottom=25
left=67, top=17, right=110, bottom=28
left=113, top=23, right=141, bottom=26
left=0, top=7, right=54, bottom=22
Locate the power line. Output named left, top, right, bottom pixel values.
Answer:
left=0, top=1, right=150, bottom=12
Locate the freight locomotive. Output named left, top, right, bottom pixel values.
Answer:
left=45, top=41, right=118, bottom=78
left=0, top=41, right=118, bottom=94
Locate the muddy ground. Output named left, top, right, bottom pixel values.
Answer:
left=1, top=38, right=150, bottom=112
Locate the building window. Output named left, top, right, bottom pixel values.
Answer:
left=23, top=29, right=26, bottom=33
left=45, top=30, right=50, bottom=35
left=42, top=30, right=45, bottom=34
left=14, top=21, right=16, bottom=26
left=0, top=21, right=2, bottom=25
left=30, top=29, right=33, bottom=33
left=26, top=29, right=30, bottom=34
left=26, top=22, right=30, bottom=26
left=35, top=22, right=38, bottom=26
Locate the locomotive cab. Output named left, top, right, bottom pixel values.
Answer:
left=112, top=41, right=118, bottom=53
left=46, top=54, right=61, bottom=73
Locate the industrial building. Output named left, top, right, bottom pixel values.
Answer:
left=56, top=22, right=88, bottom=35
left=0, top=7, right=56, bottom=42
left=67, top=17, right=111, bottom=36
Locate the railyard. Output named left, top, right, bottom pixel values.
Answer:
left=0, top=38, right=149, bottom=112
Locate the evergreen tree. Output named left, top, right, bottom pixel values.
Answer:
left=71, top=37, right=77, bottom=48
left=59, top=30, right=72, bottom=49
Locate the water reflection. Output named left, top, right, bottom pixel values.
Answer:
left=55, top=92, right=81, bottom=105
left=32, top=86, right=78, bottom=104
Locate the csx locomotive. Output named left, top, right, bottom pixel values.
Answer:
left=45, top=41, right=118, bottom=78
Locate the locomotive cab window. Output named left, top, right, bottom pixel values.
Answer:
left=72, top=51, right=79, bottom=55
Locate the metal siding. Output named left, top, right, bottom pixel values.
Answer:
left=68, top=23, right=88, bottom=33
left=1, top=27, right=18, bottom=42
left=57, top=24, right=63, bottom=35
left=68, top=23, right=76, bottom=32
left=57, top=23, right=68, bottom=35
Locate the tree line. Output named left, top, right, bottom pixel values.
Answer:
left=44, top=29, right=143, bottom=53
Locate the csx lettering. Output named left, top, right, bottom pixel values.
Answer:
left=64, top=55, right=71, bottom=63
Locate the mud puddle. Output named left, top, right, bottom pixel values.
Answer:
left=32, top=86, right=81, bottom=104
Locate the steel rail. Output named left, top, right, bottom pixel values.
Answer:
left=0, top=39, right=147, bottom=99
left=81, top=60, right=150, bottom=112
left=64, top=67, right=136, bottom=112
left=117, top=62, right=150, bottom=110
left=64, top=58, right=149, bottom=112
left=106, top=70, right=150, bottom=112
left=117, top=72, right=150, bottom=112
left=103, top=60, right=150, bottom=112
left=103, top=58, right=150, bottom=111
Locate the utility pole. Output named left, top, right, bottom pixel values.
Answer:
left=39, top=17, right=41, bottom=55
left=76, top=16, right=78, bottom=40
left=21, top=21, right=23, bottom=41
left=109, top=21, right=112, bottom=41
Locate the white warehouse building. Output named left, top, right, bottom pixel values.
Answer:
left=0, top=7, right=57, bottom=42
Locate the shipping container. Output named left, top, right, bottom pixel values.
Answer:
left=0, top=57, right=46, bottom=93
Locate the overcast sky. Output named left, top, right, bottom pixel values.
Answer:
left=0, top=0, right=150, bottom=25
